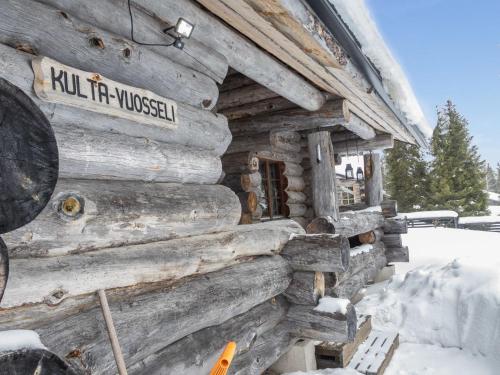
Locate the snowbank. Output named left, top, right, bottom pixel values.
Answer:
left=459, top=216, right=500, bottom=224
left=329, top=0, right=433, bottom=138
left=0, top=330, right=46, bottom=352
left=399, top=210, right=458, bottom=219
left=489, top=206, right=500, bottom=216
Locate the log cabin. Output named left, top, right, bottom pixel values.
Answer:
left=0, top=0, right=427, bottom=373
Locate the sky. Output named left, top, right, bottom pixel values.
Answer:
left=365, top=0, right=500, bottom=166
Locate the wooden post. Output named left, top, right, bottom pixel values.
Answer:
left=307, top=131, right=339, bottom=220
left=98, top=289, right=128, bottom=375
left=364, top=152, right=384, bottom=207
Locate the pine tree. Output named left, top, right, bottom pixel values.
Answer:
left=496, top=163, right=500, bottom=194
left=428, top=101, right=488, bottom=216
left=485, top=164, right=496, bottom=192
left=385, top=141, right=429, bottom=212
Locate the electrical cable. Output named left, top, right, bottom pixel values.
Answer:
left=127, top=0, right=175, bottom=47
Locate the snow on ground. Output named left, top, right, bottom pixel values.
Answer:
left=285, top=227, right=500, bottom=375
left=488, top=205, right=500, bottom=216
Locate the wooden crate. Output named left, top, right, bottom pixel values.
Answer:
left=316, top=314, right=372, bottom=368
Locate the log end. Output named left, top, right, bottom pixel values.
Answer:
left=0, top=237, right=8, bottom=303
left=0, top=349, right=76, bottom=375
left=306, top=216, right=335, bottom=234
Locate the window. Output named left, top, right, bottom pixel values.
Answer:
left=339, top=186, right=355, bottom=206
left=259, top=159, right=287, bottom=219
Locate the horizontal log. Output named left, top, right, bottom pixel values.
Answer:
left=284, top=271, right=325, bottom=306
left=358, top=229, right=384, bottom=245
left=386, top=246, right=409, bottom=263
left=2, top=180, right=241, bottom=258
left=383, top=217, right=408, bottom=234
left=1, top=220, right=303, bottom=308
left=241, top=172, right=262, bottom=192
left=0, top=239, right=8, bottom=303
left=287, top=302, right=357, bottom=342
left=384, top=234, right=403, bottom=248
left=55, top=124, right=221, bottom=183
left=340, top=242, right=387, bottom=283
left=219, top=73, right=255, bottom=92
left=285, top=191, right=307, bottom=204
left=285, top=176, right=305, bottom=192
left=281, top=234, right=350, bottom=272
left=330, top=272, right=365, bottom=301
left=222, top=152, right=260, bottom=175
left=128, top=297, right=288, bottom=374
left=133, top=0, right=325, bottom=111
left=229, top=100, right=349, bottom=137
left=0, top=0, right=218, bottom=109
left=230, top=323, right=296, bottom=375
left=381, top=200, right=399, bottom=218
left=0, top=43, right=231, bottom=155
left=0, top=349, right=76, bottom=375
left=222, top=96, right=297, bottom=120
left=217, top=84, right=278, bottom=110
left=306, top=212, right=384, bottom=238
left=283, top=163, right=304, bottom=177
left=287, top=203, right=307, bottom=218
left=332, top=134, right=393, bottom=155
left=39, top=0, right=228, bottom=83
left=0, top=257, right=292, bottom=374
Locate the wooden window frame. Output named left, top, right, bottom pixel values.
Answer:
left=260, top=159, right=287, bottom=219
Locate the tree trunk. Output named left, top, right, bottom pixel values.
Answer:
left=385, top=246, right=409, bottom=263
left=0, top=257, right=292, bottom=374
left=307, top=212, right=384, bottom=238
left=364, top=153, right=383, bottom=207
left=307, top=131, right=339, bottom=219
left=281, top=234, right=350, bottom=272
left=0, top=0, right=218, bottom=109
left=287, top=302, right=357, bottom=342
left=1, top=220, right=303, bottom=308
left=284, top=271, right=325, bottom=306
left=3, top=180, right=241, bottom=258
left=39, top=0, right=228, bottom=83
left=0, top=44, right=231, bottom=156
left=383, top=218, right=408, bottom=234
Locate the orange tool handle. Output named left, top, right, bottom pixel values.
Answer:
left=210, top=341, right=237, bottom=375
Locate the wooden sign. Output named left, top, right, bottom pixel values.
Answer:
left=32, top=57, right=178, bottom=128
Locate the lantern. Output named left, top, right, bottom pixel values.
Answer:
left=345, top=163, right=354, bottom=179
left=356, top=167, right=364, bottom=181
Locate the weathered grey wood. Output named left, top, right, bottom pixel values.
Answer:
left=0, top=239, right=8, bottom=303
left=385, top=246, right=409, bottom=263
left=308, top=131, right=339, bottom=219
left=0, top=77, right=59, bottom=234
left=281, top=234, right=350, bottom=272
left=307, top=212, right=385, bottom=238
left=230, top=323, right=296, bottom=375
left=339, top=242, right=387, bottom=283
left=241, top=172, right=262, bottom=192
left=286, top=191, right=307, bottom=204
left=271, top=131, right=302, bottom=152
left=222, top=173, right=244, bottom=193
left=364, top=153, right=384, bottom=207
left=1, top=220, right=303, bottom=308
left=39, top=0, right=228, bottom=83
left=0, top=257, right=292, bottom=374
left=283, top=163, right=304, bottom=177
left=54, top=124, right=221, bottom=183
left=284, top=271, right=325, bottom=306
left=218, top=84, right=278, bottom=110
left=132, top=0, right=325, bottom=111
left=287, top=302, right=357, bottom=342
left=330, top=271, right=365, bottom=301
left=222, top=152, right=259, bottom=175
left=0, top=349, right=77, bottom=375
left=227, top=134, right=272, bottom=155
left=342, top=113, right=377, bottom=140
left=230, top=100, right=348, bottom=137
left=222, top=96, right=297, bottom=120
left=128, top=297, right=289, bottom=374
left=0, top=43, right=232, bottom=155
left=0, top=0, right=218, bottom=109
left=285, top=176, right=306, bottom=192
left=3, top=180, right=241, bottom=258
left=332, top=134, right=393, bottom=155
left=381, top=200, right=398, bottom=218
left=383, top=234, right=403, bottom=248
left=383, top=217, right=408, bottom=234
left=220, top=73, right=255, bottom=92
left=287, top=203, right=307, bottom=217
left=358, top=229, right=384, bottom=245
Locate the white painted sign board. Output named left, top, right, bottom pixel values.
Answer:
left=32, top=57, right=178, bottom=128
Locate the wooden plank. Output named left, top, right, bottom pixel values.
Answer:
left=0, top=257, right=292, bottom=374
left=364, top=153, right=384, bottom=207
left=0, top=0, right=218, bottom=109
left=134, top=0, right=326, bottom=111
left=2, top=180, right=241, bottom=258
left=1, top=220, right=303, bottom=308
left=348, top=331, right=399, bottom=375
left=308, top=131, right=340, bottom=219
left=39, top=0, right=229, bottom=83
left=281, top=234, right=350, bottom=273
left=0, top=41, right=232, bottom=156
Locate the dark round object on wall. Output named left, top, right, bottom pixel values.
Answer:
left=0, top=349, right=77, bottom=375
left=0, top=237, right=8, bottom=303
left=0, top=78, right=59, bottom=234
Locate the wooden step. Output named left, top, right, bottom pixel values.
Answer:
left=347, top=330, right=399, bottom=375
left=315, top=314, right=372, bottom=368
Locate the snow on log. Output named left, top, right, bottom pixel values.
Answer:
left=0, top=0, right=218, bottom=109
left=132, top=0, right=325, bottom=111
left=287, top=301, right=357, bottom=342
left=3, top=180, right=241, bottom=258
left=129, top=297, right=289, bottom=374
left=0, top=349, right=76, bottom=375
left=284, top=271, right=325, bottom=306
left=54, top=124, right=222, bottom=183
left=385, top=246, right=410, bottom=263
left=1, top=220, right=303, bottom=308
left=0, top=257, right=292, bottom=374
left=383, top=217, right=408, bottom=234
left=38, top=0, right=228, bottom=83
left=281, top=234, right=350, bottom=272
left=307, top=212, right=384, bottom=238
left=0, top=43, right=231, bottom=155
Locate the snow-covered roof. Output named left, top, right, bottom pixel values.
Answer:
left=329, top=0, right=433, bottom=140
left=400, top=210, right=459, bottom=220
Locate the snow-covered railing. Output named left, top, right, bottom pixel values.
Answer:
left=458, top=216, right=500, bottom=233
left=399, top=211, right=459, bottom=229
